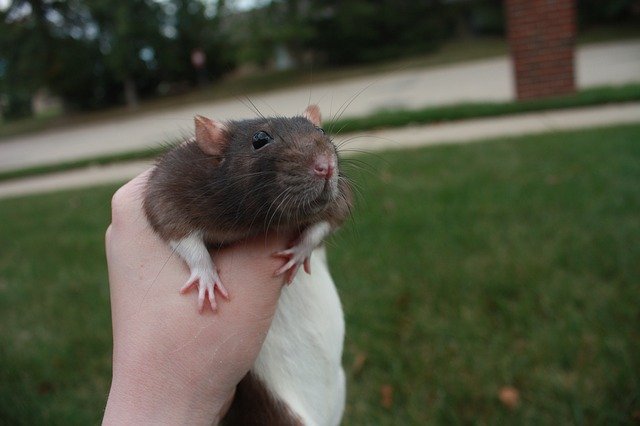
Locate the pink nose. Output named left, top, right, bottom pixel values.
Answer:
left=313, top=155, right=336, bottom=179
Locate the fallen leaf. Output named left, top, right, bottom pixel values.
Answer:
left=380, top=384, right=394, bottom=409
left=498, top=386, right=520, bottom=410
left=38, top=381, right=54, bottom=395
left=352, top=352, right=367, bottom=374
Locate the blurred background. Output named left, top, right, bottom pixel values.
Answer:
left=0, top=0, right=638, bottom=119
left=1, top=0, right=640, bottom=424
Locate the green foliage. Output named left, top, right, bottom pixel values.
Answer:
left=0, top=124, right=639, bottom=423
left=0, top=0, right=51, bottom=118
left=578, top=0, right=640, bottom=27
left=0, top=0, right=638, bottom=118
left=48, top=37, right=120, bottom=110
left=307, top=0, right=450, bottom=65
left=0, top=90, right=32, bottom=120
left=157, top=0, right=233, bottom=84
left=0, top=0, right=234, bottom=115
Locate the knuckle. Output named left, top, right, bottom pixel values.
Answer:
left=110, top=184, right=131, bottom=217
left=105, top=224, right=113, bottom=244
left=110, top=178, right=144, bottom=227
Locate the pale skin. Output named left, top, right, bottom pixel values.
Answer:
left=103, top=170, right=290, bottom=425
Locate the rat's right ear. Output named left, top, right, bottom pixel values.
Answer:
left=194, top=115, right=228, bottom=156
left=303, top=104, right=322, bottom=126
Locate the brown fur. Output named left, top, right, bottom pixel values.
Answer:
left=222, top=372, right=303, bottom=426
left=143, top=114, right=352, bottom=245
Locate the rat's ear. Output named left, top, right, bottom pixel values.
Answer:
left=303, top=104, right=322, bottom=126
left=194, top=115, right=228, bottom=156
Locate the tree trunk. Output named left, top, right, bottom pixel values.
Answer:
left=123, top=76, right=139, bottom=109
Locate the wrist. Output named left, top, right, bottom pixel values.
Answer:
left=103, top=342, right=231, bottom=425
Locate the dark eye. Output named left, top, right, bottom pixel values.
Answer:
left=252, top=131, right=273, bottom=150
left=316, top=126, right=325, bottom=134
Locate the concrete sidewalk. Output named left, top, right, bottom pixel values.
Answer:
left=0, top=40, right=639, bottom=173
left=1, top=102, right=638, bottom=200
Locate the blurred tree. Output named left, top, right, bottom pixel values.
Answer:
left=157, top=0, right=233, bottom=87
left=447, top=0, right=504, bottom=37
left=578, top=0, right=640, bottom=27
left=45, top=0, right=121, bottom=110
left=233, top=5, right=277, bottom=68
left=85, top=0, right=166, bottom=109
left=269, top=0, right=315, bottom=67
left=306, top=0, right=451, bottom=65
left=0, top=0, right=63, bottom=118
left=1, top=0, right=638, bottom=122
left=0, top=0, right=152, bottom=115
left=47, top=36, right=121, bottom=110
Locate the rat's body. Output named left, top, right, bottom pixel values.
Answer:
left=224, top=247, right=345, bottom=425
left=143, top=106, right=351, bottom=425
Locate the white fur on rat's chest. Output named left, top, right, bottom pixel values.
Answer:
left=252, top=246, right=346, bottom=426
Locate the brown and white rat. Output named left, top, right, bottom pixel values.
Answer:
left=144, top=104, right=351, bottom=311
left=143, top=105, right=352, bottom=425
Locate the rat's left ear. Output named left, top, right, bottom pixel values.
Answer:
left=303, top=104, right=322, bottom=126
left=194, top=115, right=228, bottom=156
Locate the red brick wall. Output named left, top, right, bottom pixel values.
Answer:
left=505, top=0, right=577, bottom=100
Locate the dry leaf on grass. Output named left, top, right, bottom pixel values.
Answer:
left=498, top=386, right=520, bottom=410
left=380, top=384, right=394, bottom=409
left=352, top=352, right=367, bottom=374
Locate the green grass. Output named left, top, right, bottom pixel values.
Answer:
left=1, top=123, right=639, bottom=424
left=2, top=83, right=640, bottom=183
left=0, top=147, right=167, bottom=182
left=577, top=24, right=640, bottom=45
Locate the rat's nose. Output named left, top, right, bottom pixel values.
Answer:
left=313, top=154, right=336, bottom=179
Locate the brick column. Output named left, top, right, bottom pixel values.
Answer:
left=505, top=0, right=577, bottom=100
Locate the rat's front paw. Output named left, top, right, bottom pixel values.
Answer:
left=272, top=244, right=313, bottom=284
left=180, top=269, right=229, bottom=312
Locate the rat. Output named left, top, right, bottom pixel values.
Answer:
left=143, top=105, right=352, bottom=425
left=143, top=104, right=351, bottom=311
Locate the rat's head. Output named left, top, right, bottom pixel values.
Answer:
left=194, top=105, right=343, bottom=223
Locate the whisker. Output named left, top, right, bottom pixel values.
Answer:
left=238, top=96, right=267, bottom=120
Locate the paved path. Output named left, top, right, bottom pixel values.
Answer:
left=1, top=102, right=638, bottom=200
left=1, top=40, right=639, bottom=173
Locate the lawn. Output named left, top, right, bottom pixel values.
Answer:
left=1, top=123, right=639, bottom=424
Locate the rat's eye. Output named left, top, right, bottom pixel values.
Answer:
left=252, top=131, right=273, bottom=150
left=316, top=126, right=325, bottom=134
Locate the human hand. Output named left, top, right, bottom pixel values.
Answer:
left=103, top=170, right=287, bottom=425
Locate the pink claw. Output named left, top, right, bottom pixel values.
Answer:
left=198, top=285, right=216, bottom=312
left=179, top=271, right=229, bottom=312
left=179, top=275, right=199, bottom=294
left=272, top=248, right=311, bottom=284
